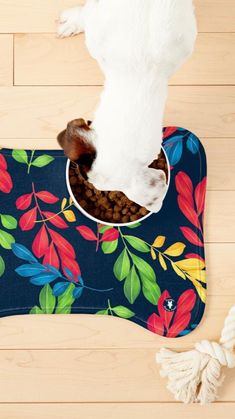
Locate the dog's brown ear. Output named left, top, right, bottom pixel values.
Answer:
left=57, top=118, right=96, bottom=171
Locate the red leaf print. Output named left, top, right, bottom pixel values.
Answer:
left=16, top=193, right=33, bottom=210
left=36, top=191, right=59, bottom=204
left=19, top=207, right=37, bottom=231
left=180, top=227, right=204, bottom=247
left=101, top=228, right=119, bottom=242
left=59, top=250, right=81, bottom=282
left=178, top=196, right=201, bottom=230
left=76, top=226, right=97, bottom=241
left=195, top=177, right=207, bottom=216
left=32, top=224, right=49, bottom=258
left=42, top=212, right=68, bottom=229
left=0, top=154, right=7, bottom=170
left=0, top=168, right=13, bottom=194
left=175, top=171, right=194, bottom=207
left=157, top=290, right=174, bottom=330
left=43, top=242, right=60, bottom=270
left=147, top=313, right=164, bottom=336
left=174, top=290, right=196, bottom=325
left=167, top=313, right=191, bottom=338
left=185, top=253, right=205, bottom=262
left=48, top=228, right=75, bottom=259
left=163, top=127, right=177, bottom=139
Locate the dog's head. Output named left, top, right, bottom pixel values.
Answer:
left=57, top=119, right=97, bottom=177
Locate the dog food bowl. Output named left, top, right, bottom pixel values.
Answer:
left=66, top=148, right=170, bottom=227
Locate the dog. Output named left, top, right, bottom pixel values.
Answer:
left=57, top=0, right=197, bottom=212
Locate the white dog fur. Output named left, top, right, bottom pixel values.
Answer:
left=58, top=0, right=197, bottom=212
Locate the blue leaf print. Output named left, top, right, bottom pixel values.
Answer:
left=164, top=135, right=185, bottom=146
left=73, top=286, right=83, bottom=299
left=165, top=140, right=183, bottom=166
left=64, top=268, right=74, bottom=281
left=46, top=264, right=62, bottom=278
left=30, top=272, right=60, bottom=286
left=15, top=263, right=47, bottom=277
left=12, top=243, right=37, bottom=263
left=52, top=282, right=69, bottom=297
left=186, top=134, right=199, bottom=154
left=78, top=275, right=84, bottom=286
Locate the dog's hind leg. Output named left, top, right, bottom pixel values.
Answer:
left=57, top=6, right=85, bottom=38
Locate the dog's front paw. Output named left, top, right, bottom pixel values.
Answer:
left=57, top=7, right=84, bottom=38
left=142, top=169, right=168, bottom=213
left=125, top=169, right=168, bottom=214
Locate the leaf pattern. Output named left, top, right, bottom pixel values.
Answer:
left=0, top=128, right=207, bottom=338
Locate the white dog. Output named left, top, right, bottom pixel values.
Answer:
left=57, top=0, right=197, bottom=212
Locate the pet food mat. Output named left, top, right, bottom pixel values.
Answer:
left=0, top=127, right=207, bottom=338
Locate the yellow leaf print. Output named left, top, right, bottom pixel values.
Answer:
left=151, top=247, right=157, bottom=260
left=164, top=242, right=186, bottom=257
left=171, top=262, right=186, bottom=280
left=64, top=210, right=76, bottom=222
left=188, top=269, right=206, bottom=283
left=61, top=198, right=67, bottom=211
left=159, top=254, right=167, bottom=271
left=191, top=279, right=206, bottom=303
left=175, top=258, right=205, bottom=271
left=153, top=236, right=166, bottom=248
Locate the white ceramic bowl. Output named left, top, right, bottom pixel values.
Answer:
left=66, top=148, right=170, bottom=227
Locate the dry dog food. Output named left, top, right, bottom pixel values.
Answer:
left=69, top=150, right=168, bottom=224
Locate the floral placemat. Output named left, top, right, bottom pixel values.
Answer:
left=0, top=127, right=207, bottom=338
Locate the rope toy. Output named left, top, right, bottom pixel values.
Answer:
left=156, top=305, right=235, bottom=404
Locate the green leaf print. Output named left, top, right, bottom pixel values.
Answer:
left=96, top=309, right=109, bottom=315
left=102, top=239, right=118, bottom=254
left=131, top=254, right=156, bottom=283
left=0, top=214, right=17, bottom=230
left=126, top=223, right=141, bottom=229
left=0, top=229, right=15, bottom=249
left=124, top=235, right=149, bottom=253
left=55, top=283, right=75, bottom=314
left=141, top=277, right=161, bottom=305
left=113, top=249, right=131, bottom=281
left=124, top=265, right=141, bottom=304
left=30, top=306, right=44, bottom=314
left=112, top=306, right=135, bottom=319
left=0, top=256, right=5, bottom=277
left=12, top=149, right=28, bottom=164
left=31, top=155, right=54, bottom=168
left=39, top=284, right=56, bottom=314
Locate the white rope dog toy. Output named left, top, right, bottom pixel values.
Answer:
left=156, top=305, right=235, bottom=404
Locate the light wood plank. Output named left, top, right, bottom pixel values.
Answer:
left=0, top=1, right=234, bottom=33
left=0, top=35, right=13, bottom=86
left=195, top=0, right=235, bottom=32
left=171, top=34, right=235, bottom=86
left=14, top=34, right=235, bottom=86
left=0, top=86, right=101, bottom=139
left=14, top=34, right=103, bottom=86
left=0, top=86, right=234, bottom=138
left=0, top=402, right=235, bottom=419
left=166, top=86, right=235, bottom=138
left=1, top=138, right=234, bottom=192
left=204, top=138, right=235, bottom=191
left=0, top=0, right=84, bottom=33
left=0, top=330, right=234, bottom=402
left=206, top=191, right=235, bottom=242
left=0, top=294, right=233, bottom=350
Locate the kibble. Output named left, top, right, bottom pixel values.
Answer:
left=69, top=150, right=168, bottom=224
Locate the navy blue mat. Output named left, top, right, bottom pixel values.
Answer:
left=0, top=127, right=207, bottom=338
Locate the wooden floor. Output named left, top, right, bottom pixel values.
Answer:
left=0, top=1, right=235, bottom=417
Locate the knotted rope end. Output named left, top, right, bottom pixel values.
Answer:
left=156, top=315, right=235, bottom=405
